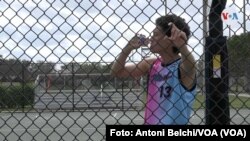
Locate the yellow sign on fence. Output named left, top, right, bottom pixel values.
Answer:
left=213, top=55, right=221, bottom=78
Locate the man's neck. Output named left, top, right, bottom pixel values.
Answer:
left=160, top=54, right=180, bottom=66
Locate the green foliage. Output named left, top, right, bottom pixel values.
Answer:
left=193, top=94, right=250, bottom=109
left=0, top=84, right=35, bottom=109
left=228, top=32, right=250, bottom=76
left=0, top=87, right=7, bottom=108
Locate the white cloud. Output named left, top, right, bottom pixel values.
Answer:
left=0, top=16, right=8, bottom=27
left=1, top=0, right=249, bottom=64
left=24, top=15, right=37, bottom=27
left=3, top=8, right=16, bottom=19
left=11, top=16, right=23, bottom=27
left=39, top=47, right=52, bottom=57
left=94, top=14, right=107, bottom=26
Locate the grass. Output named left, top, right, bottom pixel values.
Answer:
left=193, top=94, right=250, bottom=109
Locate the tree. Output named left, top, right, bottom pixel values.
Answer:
left=61, top=62, right=111, bottom=74
left=59, top=62, right=113, bottom=89
left=0, top=58, right=31, bottom=82
left=228, top=32, right=250, bottom=92
left=29, top=61, right=56, bottom=80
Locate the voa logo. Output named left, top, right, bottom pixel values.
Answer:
left=221, top=6, right=239, bottom=27
left=222, top=12, right=238, bottom=20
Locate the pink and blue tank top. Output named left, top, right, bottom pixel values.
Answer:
left=145, top=58, right=196, bottom=125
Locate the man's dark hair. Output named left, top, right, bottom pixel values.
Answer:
left=156, top=14, right=191, bottom=54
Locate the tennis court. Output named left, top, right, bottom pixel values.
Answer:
left=0, top=108, right=249, bottom=141
left=1, top=0, right=250, bottom=140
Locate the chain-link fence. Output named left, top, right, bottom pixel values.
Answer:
left=0, top=0, right=249, bottom=140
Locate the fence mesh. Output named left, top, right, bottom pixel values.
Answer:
left=0, top=0, right=249, bottom=140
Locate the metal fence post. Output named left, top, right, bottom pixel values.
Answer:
left=22, top=63, right=25, bottom=112
left=205, top=0, right=230, bottom=125
left=72, top=62, right=75, bottom=111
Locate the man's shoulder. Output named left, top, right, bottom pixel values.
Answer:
left=143, top=57, right=158, bottom=65
left=138, top=57, right=158, bottom=73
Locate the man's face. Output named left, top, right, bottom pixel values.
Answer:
left=149, top=26, right=172, bottom=53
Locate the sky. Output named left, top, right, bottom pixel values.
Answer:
left=0, top=0, right=249, bottom=66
